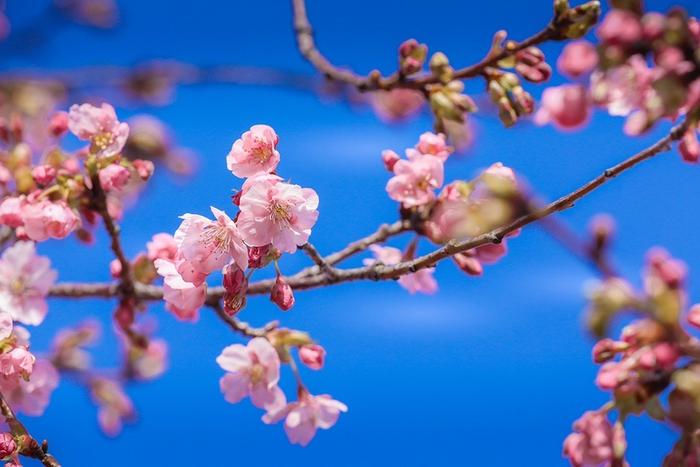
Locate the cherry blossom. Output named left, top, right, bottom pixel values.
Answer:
left=237, top=177, right=319, bottom=253
left=415, top=132, right=452, bottom=161
left=21, top=199, right=80, bottom=242
left=146, top=233, right=178, bottom=262
left=226, top=125, right=280, bottom=178
left=563, top=410, right=617, bottom=467
left=3, top=358, right=59, bottom=416
left=0, top=241, right=57, bottom=326
left=557, top=41, right=599, bottom=78
left=67, top=103, right=129, bottom=158
left=174, top=207, right=248, bottom=274
left=385, top=155, right=444, bottom=208
left=154, top=258, right=207, bottom=322
left=534, top=84, right=590, bottom=130
left=98, top=164, right=131, bottom=192
left=263, top=391, right=347, bottom=447
left=216, top=337, right=285, bottom=411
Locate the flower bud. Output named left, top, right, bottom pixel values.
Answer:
left=398, top=39, right=427, bottom=76
left=0, top=432, right=16, bottom=459
left=680, top=129, right=700, bottom=164
left=248, top=245, right=278, bottom=269
left=515, top=47, right=552, bottom=83
left=132, top=159, right=155, bottom=180
left=453, top=252, right=483, bottom=276
left=558, top=0, right=601, bottom=39
left=31, top=165, right=57, bottom=186
left=688, top=304, right=700, bottom=329
left=48, top=111, right=69, bottom=138
left=429, top=52, right=452, bottom=83
left=299, top=344, right=326, bottom=370
left=271, top=275, right=294, bottom=311
left=223, top=264, right=248, bottom=316
left=381, top=150, right=400, bottom=172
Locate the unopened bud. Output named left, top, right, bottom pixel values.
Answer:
left=381, top=150, right=400, bottom=172
left=592, top=338, right=628, bottom=363
left=248, top=245, right=278, bottom=269
left=453, top=252, right=483, bottom=276
left=223, top=265, right=248, bottom=316
left=398, top=39, right=427, bottom=76
left=299, top=344, right=326, bottom=370
left=31, top=165, right=57, bottom=186
left=271, top=275, right=294, bottom=311
left=48, top=111, right=69, bottom=138
left=132, top=159, right=155, bottom=181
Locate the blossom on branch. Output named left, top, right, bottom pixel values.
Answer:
left=68, top=103, right=129, bottom=158
left=226, top=124, right=280, bottom=178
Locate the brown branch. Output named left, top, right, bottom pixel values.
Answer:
left=49, top=118, right=690, bottom=302
left=292, top=0, right=561, bottom=92
left=0, top=392, right=60, bottom=467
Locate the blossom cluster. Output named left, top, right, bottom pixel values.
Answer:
left=563, top=246, right=700, bottom=465
left=376, top=132, right=523, bottom=293
left=539, top=1, right=700, bottom=163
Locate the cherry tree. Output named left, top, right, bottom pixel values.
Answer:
left=0, top=0, right=699, bottom=465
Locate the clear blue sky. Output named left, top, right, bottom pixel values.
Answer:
left=2, top=0, right=699, bottom=465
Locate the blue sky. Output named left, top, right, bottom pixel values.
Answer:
left=2, top=0, right=700, bottom=465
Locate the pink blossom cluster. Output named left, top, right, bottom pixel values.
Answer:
left=0, top=103, right=156, bottom=246
left=156, top=124, right=319, bottom=319
left=540, top=4, right=700, bottom=163
left=217, top=335, right=343, bottom=446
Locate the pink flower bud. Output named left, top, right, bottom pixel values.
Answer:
left=557, top=40, right=598, bottom=78
left=688, top=304, right=700, bottom=329
left=398, top=39, right=427, bottom=76
left=132, top=159, right=155, bottom=180
left=680, top=129, right=700, bottom=164
left=0, top=432, right=16, bottom=459
left=98, top=164, right=131, bottom=192
left=270, top=275, right=294, bottom=311
left=299, top=344, right=326, bottom=370
left=110, top=259, right=122, bottom=279
left=48, top=111, right=69, bottom=138
left=641, top=12, right=666, bottom=41
left=515, top=47, right=552, bottom=83
left=453, top=252, right=483, bottom=276
left=223, top=265, right=248, bottom=316
left=381, top=150, right=400, bottom=172
left=31, top=165, right=57, bottom=186
left=248, top=245, right=274, bottom=269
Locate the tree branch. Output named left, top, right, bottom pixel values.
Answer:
left=0, top=392, right=60, bottom=467
left=48, top=118, right=690, bottom=302
left=292, top=0, right=561, bottom=91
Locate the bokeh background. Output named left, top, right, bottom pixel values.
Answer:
left=2, top=0, right=700, bottom=465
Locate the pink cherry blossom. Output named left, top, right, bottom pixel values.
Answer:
left=3, top=358, right=59, bottom=416
left=263, top=392, right=347, bottom=447
left=226, top=125, right=280, bottom=178
left=154, top=258, right=207, bottom=322
left=175, top=207, right=248, bottom=274
left=299, top=344, right=326, bottom=370
left=0, top=197, right=25, bottom=228
left=370, top=88, right=424, bottom=123
left=216, top=337, right=285, bottom=411
left=0, top=241, right=57, bottom=325
left=563, top=410, right=616, bottom=467
left=237, top=178, right=319, bottom=253
left=590, top=55, right=653, bottom=117
left=557, top=41, right=599, bottom=79
left=98, top=164, right=131, bottom=192
left=48, top=111, right=69, bottom=138
left=68, top=103, right=129, bottom=158
left=688, top=304, right=700, bottom=329
left=385, top=155, right=444, bottom=207
left=0, top=347, right=35, bottom=380
left=596, top=9, right=643, bottom=46
left=0, top=432, right=16, bottom=459
left=415, top=132, right=452, bottom=161
left=364, top=245, right=437, bottom=294
left=91, top=378, right=134, bottom=437
left=146, top=233, right=178, bottom=262
left=21, top=199, right=80, bottom=242
left=0, top=311, right=12, bottom=340
left=131, top=339, right=168, bottom=380
left=534, top=84, right=590, bottom=130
